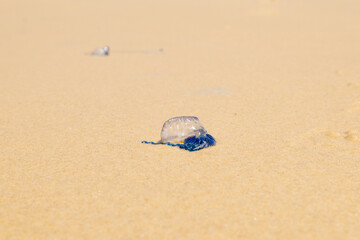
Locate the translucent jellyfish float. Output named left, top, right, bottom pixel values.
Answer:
left=142, top=116, right=216, bottom=152
left=91, top=46, right=110, bottom=56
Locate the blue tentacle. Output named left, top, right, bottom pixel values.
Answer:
left=141, top=141, right=183, bottom=148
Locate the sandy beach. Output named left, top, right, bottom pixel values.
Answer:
left=1, top=0, right=360, bottom=239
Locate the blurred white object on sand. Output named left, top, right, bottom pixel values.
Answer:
left=91, top=46, right=110, bottom=56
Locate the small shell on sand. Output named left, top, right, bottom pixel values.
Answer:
left=344, top=131, right=360, bottom=142
left=345, top=134, right=360, bottom=141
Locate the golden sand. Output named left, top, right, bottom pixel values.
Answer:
left=1, top=0, right=359, bottom=239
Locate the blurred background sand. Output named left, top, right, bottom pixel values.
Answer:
left=1, top=0, right=360, bottom=239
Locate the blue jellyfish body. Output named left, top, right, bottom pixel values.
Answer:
left=142, top=116, right=216, bottom=152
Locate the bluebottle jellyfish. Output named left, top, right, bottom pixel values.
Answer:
left=142, top=116, right=216, bottom=152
